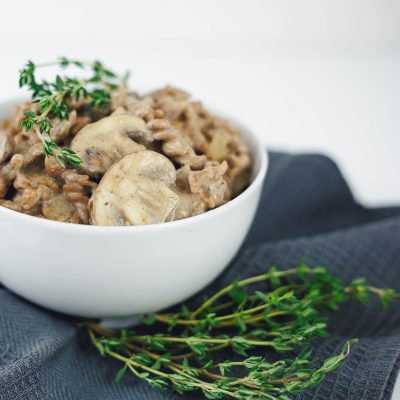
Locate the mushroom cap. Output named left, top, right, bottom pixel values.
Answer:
left=71, top=115, right=152, bottom=178
left=89, top=150, right=179, bottom=226
left=0, top=131, right=15, bottom=164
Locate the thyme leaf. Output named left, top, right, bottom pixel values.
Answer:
left=86, top=263, right=400, bottom=399
left=18, top=58, right=122, bottom=168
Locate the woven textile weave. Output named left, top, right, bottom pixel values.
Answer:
left=1, top=152, right=399, bottom=400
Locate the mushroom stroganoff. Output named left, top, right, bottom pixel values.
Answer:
left=0, top=64, right=251, bottom=226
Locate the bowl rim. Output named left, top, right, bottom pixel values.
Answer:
left=0, top=99, right=268, bottom=234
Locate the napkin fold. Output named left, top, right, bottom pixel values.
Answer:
left=1, top=152, right=399, bottom=400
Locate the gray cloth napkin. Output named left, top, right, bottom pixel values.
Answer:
left=1, top=152, right=400, bottom=400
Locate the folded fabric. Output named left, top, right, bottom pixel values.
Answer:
left=0, top=152, right=399, bottom=400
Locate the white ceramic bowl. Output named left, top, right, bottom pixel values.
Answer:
left=0, top=100, right=268, bottom=320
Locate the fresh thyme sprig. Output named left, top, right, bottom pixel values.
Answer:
left=19, top=58, right=122, bottom=168
left=86, top=264, right=400, bottom=399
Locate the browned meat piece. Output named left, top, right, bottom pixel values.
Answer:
left=111, top=87, right=158, bottom=121
left=0, top=84, right=252, bottom=225
left=0, top=132, right=15, bottom=163
left=12, top=101, right=39, bottom=134
left=22, top=143, right=44, bottom=166
left=175, top=165, right=191, bottom=191
left=0, top=117, right=13, bottom=133
left=13, top=130, right=41, bottom=154
left=44, top=156, right=63, bottom=177
left=147, top=119, right=206, bottom=169
left=180, top=103, right=208, bottom=153
left=42, top=194, right=75, bottom=222
left=149, top=87, right=209, bottom=152
left=188, top=161, right=228, bottom=208
left=206, top=132, right=230, bottom=162
left=169, top=188, right=206, bottom=221
left=70, top=115, right=92, bottom=136
left=171, top=162, right=227, bottom=220
left=9, top=102, right=41, bottom=154
left=51, top=110, right=77, bottom=143
left=0, top=199, right=23, bottom=212
left=150, top=86, right=190, bottom=119
left=0, top=154, right=24, bottom=198
left=205, top=118, right=251, bottom=197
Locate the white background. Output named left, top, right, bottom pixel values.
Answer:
left=0, top=1, right=400, bottom=397
left=0, top=0, right=399, bottom=206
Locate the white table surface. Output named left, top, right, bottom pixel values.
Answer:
left=1, top=0, right=399, bottom=397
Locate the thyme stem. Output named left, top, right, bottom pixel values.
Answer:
left=86, top=263, right=399, bottom=399
left=19, top=58, right=122, bottom=168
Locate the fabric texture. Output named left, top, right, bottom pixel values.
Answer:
left=1, top=152, right=400, bottom=400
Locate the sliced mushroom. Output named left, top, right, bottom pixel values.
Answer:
left=71, top=115, right=153, bottom=178
left=0, top=131, right=15, bottom=163
left=89, top=150, right=179, bottom=226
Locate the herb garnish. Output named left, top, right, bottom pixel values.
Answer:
left=19, top=58, right=122, bottom=168
left=86, top=264, right=399, bottom=399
